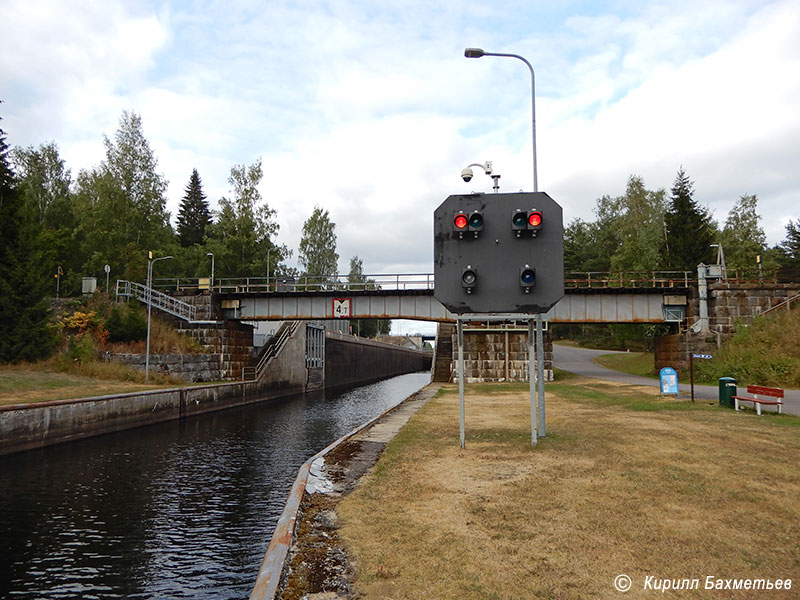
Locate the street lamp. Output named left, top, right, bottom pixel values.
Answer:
left=207, top=252, right=214, bottom=290
left=464, top=47, right=538, bottom=193
left=145, top=254, right=173, bottom=381
left=465, top=46, right=545, bottom=442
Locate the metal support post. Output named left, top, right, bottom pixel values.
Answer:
left=457, top=319, right=466, bottom=449
left=528, top=319, right=538, bottom=446
left=536, top=313, right=546, bottom=437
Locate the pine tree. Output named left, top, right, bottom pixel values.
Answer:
left=176, top=169, right=211, bottom=247
left=664, top=167, right=716, bottom=271
left=0, top=111, right=55, bottom=362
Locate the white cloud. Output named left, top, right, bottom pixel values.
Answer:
left=3, top=0, right=798, bottom=278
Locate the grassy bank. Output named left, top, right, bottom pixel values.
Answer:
left=0, top=360, right=183, bottom=406
left=336, top=380, right=799, bottom=599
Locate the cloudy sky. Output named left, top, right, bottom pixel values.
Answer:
left=3, top=0, right=798, bottom=281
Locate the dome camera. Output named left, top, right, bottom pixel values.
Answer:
left=461, top=167, right=474, bottom=182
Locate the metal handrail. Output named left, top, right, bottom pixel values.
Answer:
left=759, top=293, right=800, bottom=318
left=150, top=269, right=781, bottom=294
left=116, top=280, right=198, bottom=322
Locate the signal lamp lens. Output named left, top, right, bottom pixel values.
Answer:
left=520, top=268, right=536, bottom=286
left=528, top=211, right=542, bottom=227
left=512, top=212, right=526, bottom=228
left=469, top=212, right=483, bottom=229
left=454, top=213, right=468, bottom=229
left=462, top=270, right=477, bottom=286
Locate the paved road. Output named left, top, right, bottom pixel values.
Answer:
left=552, top=344, right=800, bottom=417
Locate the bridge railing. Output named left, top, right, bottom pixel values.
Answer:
left=152, top=269, right=779, bottom=294
left=564, top=271, right=694, bottom=289
left=154, top=273, right=436, bottom=293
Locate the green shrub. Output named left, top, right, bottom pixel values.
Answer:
left=106, top=305, right=147, bottom=342
left=67, top=334, right=96, bottom=363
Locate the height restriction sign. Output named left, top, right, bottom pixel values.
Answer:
left=332, top=298, right=351, bottom=318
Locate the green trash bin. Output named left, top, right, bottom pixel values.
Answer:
left=719, top=377, right=737, bottom=407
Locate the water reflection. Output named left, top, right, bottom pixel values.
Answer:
left=0, top=372, right=430, bottom=599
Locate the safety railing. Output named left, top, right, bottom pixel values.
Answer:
left=242, top=321, right=300, bottom=382
left=151, top=269, right=779, bottom=294
left=564, top=271, right=694, bottom=288
left=116, top=280, right=198, bottom=322
left=154, top=273, right=436, bottom=294
left=759, top=293, right=800, bottom=318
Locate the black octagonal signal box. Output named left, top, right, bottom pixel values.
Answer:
left=433, top=192, right=564, bottom=315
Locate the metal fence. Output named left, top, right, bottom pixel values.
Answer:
left=150, top=269, right=778, bottom=294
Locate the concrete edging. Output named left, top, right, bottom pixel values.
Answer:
left=248, top=382, right=436, bottom=600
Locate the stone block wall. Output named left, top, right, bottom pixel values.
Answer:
left=110, top=353, right=224, bottom=382
left=171, top=289, right=221, bottom=320
left=655, top=282, right=800, bottom=371
left=709, top=282, right=800, bottom=335
left=177, top=320, right=254, bottom=380
left=453, top=329, right=553, bottom=383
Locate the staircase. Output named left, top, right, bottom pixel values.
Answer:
left=431, top=322, right=455, bottom=382
left=242, top=321, right=300, bottom=381
left=116, top=280, right=215, bottom=324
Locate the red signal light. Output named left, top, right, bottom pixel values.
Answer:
left=528, top=211, right=542, bottom=228
left=454, top=213, right=468, bottom=230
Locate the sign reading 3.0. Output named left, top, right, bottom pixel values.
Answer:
left=332, top=298, right=351, bottom=318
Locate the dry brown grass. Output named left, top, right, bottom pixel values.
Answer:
left=0, top=362, right=183, bottom=406
left=336, top=380, right=800, bottom=599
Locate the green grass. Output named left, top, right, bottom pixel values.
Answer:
left=593, top=351, right=656, bottom=378
left=336, top=378, right=800, bottom=600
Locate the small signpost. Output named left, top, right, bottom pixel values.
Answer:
left=659, top=367, right=679, bottom=397
left=689, top=353, right=713, bottom=403
left=332, top=298, right=351, bottom=319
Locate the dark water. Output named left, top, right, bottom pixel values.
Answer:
left=0, top=372, right=430, bottom=599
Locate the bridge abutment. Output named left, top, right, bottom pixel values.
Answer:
left=656, top=281, right=800, bottom=371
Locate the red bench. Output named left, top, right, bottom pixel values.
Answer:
left=732, top=385, right=784, bottom=416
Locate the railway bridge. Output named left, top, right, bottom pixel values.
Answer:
left=132, top=271, right=798, bottom=381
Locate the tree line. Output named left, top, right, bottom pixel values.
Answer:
left=5, top=110, right=356, bottom=295
left=2, top=107, right=798, bottom=361
left=564, top=169, right=799, bottom=278
left=0, top=109, right=389, bottom=362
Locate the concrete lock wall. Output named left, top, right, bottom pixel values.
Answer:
left=0, top=323, right=430, bottom=456
left=324, top=331, right=431, bottom=390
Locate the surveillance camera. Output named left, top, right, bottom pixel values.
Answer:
left=461, top=167, right=474, bottom=182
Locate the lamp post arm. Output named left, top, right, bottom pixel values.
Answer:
left=480, top=52, right=537, bottom=193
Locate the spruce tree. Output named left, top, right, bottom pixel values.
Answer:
left=176, top=168, right=211, bottom=247
left=0, top=112, right=55, bottom=362
left=664, top=167, right=716, bottom=271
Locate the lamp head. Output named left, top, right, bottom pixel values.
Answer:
left=464, top=48, right=485, bottom=58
